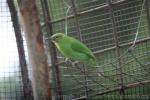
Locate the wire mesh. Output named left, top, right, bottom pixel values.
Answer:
left=40, top=0, right=150, bottom=99
left=0, top=0, right=25, bottom=99
left=0, top=0, right=34, bottom=99
left=3, top=0, right=149, bottom=99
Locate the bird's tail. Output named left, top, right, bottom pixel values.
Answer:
left=89, top=57, right=96, bottom=65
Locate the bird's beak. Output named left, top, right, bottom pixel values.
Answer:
left=49, top=36, right=54, bottom=41
left=45, top=36, right=54, bottom=42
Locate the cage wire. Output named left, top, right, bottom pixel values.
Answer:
left=40, top=0, right=150, bottom=99
left=1, top=0, right=150, bottom=100
left=0, top=0, right=24, bottom=99
left=0, top=0, right=33, bottom=100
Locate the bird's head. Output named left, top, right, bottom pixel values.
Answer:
left=50, top=33, right=66, bottom=43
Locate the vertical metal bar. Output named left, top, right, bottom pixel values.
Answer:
left=7, top=0, right=33, bottom=100
left=40, top=0, right=58, bottom=96
left=70, top=0, right=83, bottom=41
left=82, top=64, right=89, bottom=100
left=145, top=0, right=150, bottom=35
left=40, top=0, right=63, bottom=100
left=108, top=0, right=125, bottom=99
left=70, top=0, right=89, bottom=99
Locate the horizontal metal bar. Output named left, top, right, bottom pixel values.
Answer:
left=74, top=79, right=150, bottom=100
left=114, top=0, right=142, bottom=8
left=94, top=79, right=150, bottom=96
left=41, top=0, right=127, bottom=27
left=114, top=3, right=143, bottom=13
left=94, top=37, right=150, bottom=54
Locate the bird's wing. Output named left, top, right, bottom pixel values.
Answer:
left=70, top=38, right=95, bottom=60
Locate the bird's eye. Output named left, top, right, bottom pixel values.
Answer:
left=55, top=35, right=62, bottom=39
left=56, top=36, right=60, bottom=38
left=55, top=36, right=59, bottom=39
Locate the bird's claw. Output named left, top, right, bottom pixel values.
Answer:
left=65, top=58, right=71, bottom=62
left=64, top=58, right=79, bottom=66
left=64, top=58, right=74, bottom=65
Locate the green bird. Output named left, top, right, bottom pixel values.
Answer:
left=51, top=33, right=96, bottom=65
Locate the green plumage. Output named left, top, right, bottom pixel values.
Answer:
left=51, top=33, right=96, bottom=64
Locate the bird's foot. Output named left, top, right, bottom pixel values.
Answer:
left=64, top=58, right=79, bottom=66
left=64, top=58, right=74, bottom=64
left=64, top=58, right=71, bottom=63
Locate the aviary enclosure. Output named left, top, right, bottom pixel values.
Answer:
left=0, top=0, right=150, bottom=100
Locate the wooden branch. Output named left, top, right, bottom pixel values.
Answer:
left=75, top=80, right=150, bottom=100
left=94, top=80, right=150, bottom=96
left=18, top=0, right=52, bottom=100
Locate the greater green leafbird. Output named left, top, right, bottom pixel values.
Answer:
left=51, top=33, right=96, bottom=65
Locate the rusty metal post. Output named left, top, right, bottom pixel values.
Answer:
left=40, top=0, right=63, bottom=100
left=7, top=0, right=33, bottom=100
left=108, top=0, right=125, bottom=99
left=17, top=0, right=52, bottom=100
